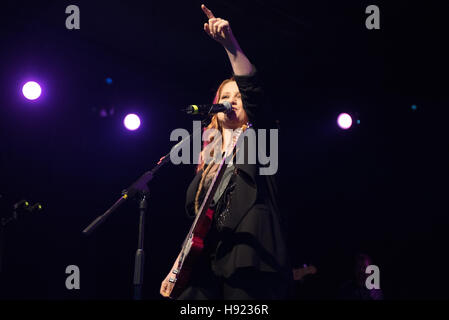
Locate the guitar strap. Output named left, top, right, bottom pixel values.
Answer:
left=212, top=164, right=235, bottom=204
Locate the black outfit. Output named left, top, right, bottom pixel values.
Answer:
left=178, top=67, right=291, bottom=300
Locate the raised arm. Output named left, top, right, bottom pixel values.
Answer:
left=201, top=4, right=254, bottom=76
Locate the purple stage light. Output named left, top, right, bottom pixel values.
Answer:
left=22, top=81, right=42, bottom=100
left=337, top=113, right=353, bottom=130
left=123, top=114, right=141, bottom=131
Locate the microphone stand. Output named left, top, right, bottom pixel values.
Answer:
left=82, top=119, right=208, bottom=300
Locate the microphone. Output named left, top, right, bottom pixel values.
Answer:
left=13, top=199, right=29, bottom=210
left=183, top=101, right=232, bottom=115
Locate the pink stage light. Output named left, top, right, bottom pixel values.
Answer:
left=337, top=113, right=353, bottom=130
left=22, top=81, right=42, bottom=100
left=123, top=114, right=141, bottom=131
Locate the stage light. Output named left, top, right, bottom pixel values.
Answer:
left=123, top=114, right=141, bottom=131
left=411, top=105, right=417, bottom=111
left=105, top=77, right=113, bottom=85
left=337, top=113, right=352, bottom=130
left=22, top=81, right=42, bottom=100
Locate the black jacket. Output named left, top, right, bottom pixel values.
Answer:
left=185, top=67, right=291, bottom=296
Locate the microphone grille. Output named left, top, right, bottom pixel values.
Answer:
left=222, top=101, right=232, bottom=112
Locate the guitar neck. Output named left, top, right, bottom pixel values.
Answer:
left=170, top=125, right=251, bottom=299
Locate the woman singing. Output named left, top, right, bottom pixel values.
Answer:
left=160, top=4, right=291, bottom=300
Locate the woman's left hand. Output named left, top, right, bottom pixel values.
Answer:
left=201, top=4, right=236, bottom=48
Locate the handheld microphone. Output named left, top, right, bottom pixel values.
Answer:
left=183, top=101, right=232, bottom=115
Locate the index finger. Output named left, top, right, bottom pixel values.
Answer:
left=201, top=4, right=215, bottom=19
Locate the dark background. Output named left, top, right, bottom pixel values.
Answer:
left=0, top=0, right=447, bottom=300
